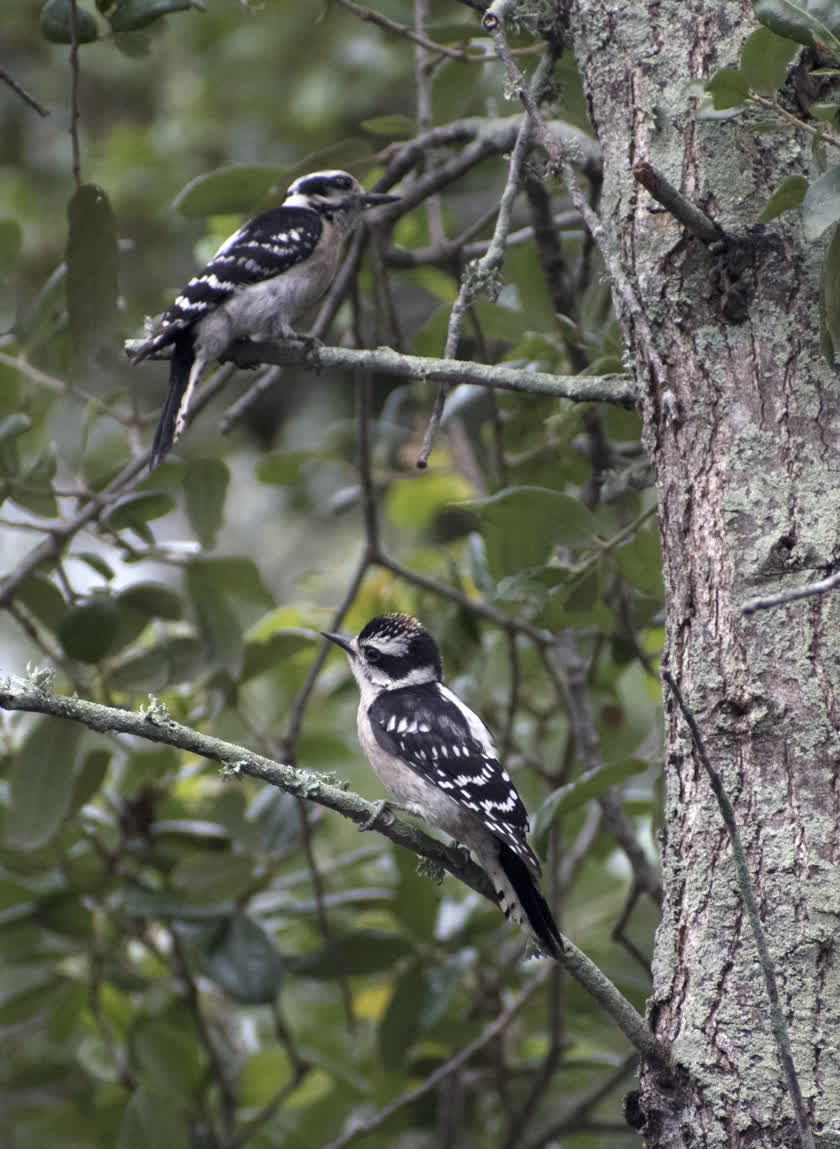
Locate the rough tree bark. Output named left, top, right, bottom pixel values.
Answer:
left=572, top=1, right=840, bottom=1146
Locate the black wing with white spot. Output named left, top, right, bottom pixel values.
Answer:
left=367, top=682, right=539, bottom=871
left=134, top=206, right=323, bottom=355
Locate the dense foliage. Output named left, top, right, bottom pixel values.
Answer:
left=1, top=2, right=666, bottom=1146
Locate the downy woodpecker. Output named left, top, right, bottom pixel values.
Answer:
left=131, top=170, right=399, bottom=467
left=324, top=613, right=563, bottom=958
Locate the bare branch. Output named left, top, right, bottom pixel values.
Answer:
left=127, top=338, right=635, bottom=407
left=0, top=67, right=49, bottom=116
left=632, top=161, right=724, bottom=246
left=742, top=568, right=840, bottom=614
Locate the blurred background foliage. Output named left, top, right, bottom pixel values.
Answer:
left=0, top=2, right=662, bottom=1146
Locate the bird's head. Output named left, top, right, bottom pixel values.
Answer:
left=284, top=170, right=399, bottom=230
left=324, top=612, right=442, bottom=692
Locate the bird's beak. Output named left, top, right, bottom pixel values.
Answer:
left=360, top=192, right=400, bottom=209
left=322, top=631, right=354, bottom=655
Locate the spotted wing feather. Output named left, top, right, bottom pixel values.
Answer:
left=367, top=683, right=538, bottom=871
left=131, top=206, right=323, bottom=361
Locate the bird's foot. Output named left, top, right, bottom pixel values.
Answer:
left=359, top=799, right=396, bottom=832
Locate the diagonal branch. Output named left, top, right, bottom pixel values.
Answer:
left=0, top=672, right=666, bottom=1066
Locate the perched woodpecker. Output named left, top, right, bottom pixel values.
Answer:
left=324, top=613, right=563, bottom=958
left=131, top=170, right=399, bottom=467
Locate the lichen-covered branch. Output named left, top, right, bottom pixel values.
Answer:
left=125, top=338, right=636, bottom=408
left=0, top=671, right=666, bottom=1066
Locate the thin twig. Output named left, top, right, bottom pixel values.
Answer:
left=742, top=568, right=840, bottom=614
left=521, top=1052, right=639, bottom=1149
left=356, top=371, right=380, bottom=553
left=68, top=0, right=82, bottom=185
left=0, top=67, right=49, bottom=116
left=280, top=555, right=370, bottom=761
left=749, top=92, right=840, bottom=149
left=632, top=162, right=724, bottom=245
left=487, top=24, right=668, bottom=399
left=334, top=0, right=474, bottom=61
left=170, top=929, right=237, bottom=1141
left=320, top=966, right=554, bottom=1149
left=418, top=53, right=552, bottom=467
left=663, top=670, right=814, bottom=1149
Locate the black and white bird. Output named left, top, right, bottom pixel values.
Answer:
left=324, top=613, right=563, bottom=958
left=131, top=170, right=399, bottom=467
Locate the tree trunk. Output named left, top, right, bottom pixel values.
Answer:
left=572, top=1, right=840, bottom=1144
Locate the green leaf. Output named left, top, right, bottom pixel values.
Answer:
left=5, top=716, right=84, bottom=850
left=40, top=0, right=98, bottom=42
left=741, top=26, right=799, bottom=92
left=803, top=165, right=840, bottom=239
left=466, top=487, right=598, bottom=581
left=110, top=0, right=197, bottom=32
left=184, top=457, right=229, bottom=549
left=820, top=223, right=840, bottom=361
left=173, top=165, right=285, bottom=217
left=386, top=471, right=474, bottom=530
left=256, top=449, right=324, bottom=486
left=171, top=853, right=256, bottom=905
left=75, top=550, right=116, bottom=581
left=613, top=529, right=664, bottom=598
left=292, top=930, right=413, bottom=978
left=754, top=0, right=840, bottom=57
left=117, top=1086, right=191, bottom=1149
left=0, top=413, right=33, bottom=441
left=109, top=636, right=205, bottom=691
left=242, top=788, right=302, bottom=855
left=0, top=220, right=22, bottom=265
left=361, top=114, right=417, bottom=138
left=105, top=493, right=177, bottom=534
left=532, top=758, right=651, bottom=848
left=70, top=748, right=111, bottom=813
left=117, top=582, right=183, bottom=620
left=58, top=598, right=120, bottom=662
left=35, top=892, right=94, bottom=938
left=66, top=185, right=118, bottom=361
left=192, top=556, right=274, bottom=606
left=25, top=442, right=58, bottom=484
left=811, top=99, right=840, bottom=120
left=131, top=1020, right=205, bottom=1098
left=184, top=562, right=244, bottom=674
left=201, top=914, right=284, bottom=1003
left=242, top=627, right=317, bottom=682
left=705, top=67, right=749, bottom=110
left=239, top=1050, right=294, bottom=1107
left=758, top=174, right=809, bottom=222
left=393, top=847, right=440, bottom=940
left=118, top=888, right=227, bottom=920
left=0, top=979, right=63, bottom=1026
left=378, top=963, right=425, bottom=1065
left=17, top=572, right=66, bottom=630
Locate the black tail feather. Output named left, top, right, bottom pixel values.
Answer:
left=498, top=842, right=564, bottom=958
left=150, top=331, right=194, bottom=469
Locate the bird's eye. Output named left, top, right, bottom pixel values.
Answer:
left=364, top=647, right=381, bottom=664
